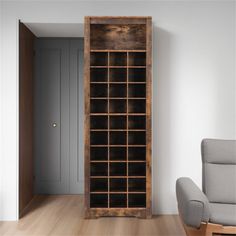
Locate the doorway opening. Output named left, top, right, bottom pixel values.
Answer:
left=19, top=22, right=84, bottom=217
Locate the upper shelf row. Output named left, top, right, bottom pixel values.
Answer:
left=91, top=52, right=146, bottom=67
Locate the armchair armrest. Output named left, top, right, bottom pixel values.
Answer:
left=176, top=177, right=210, bottom=228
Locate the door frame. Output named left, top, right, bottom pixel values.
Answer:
left=19, top=21, right=35, bottom=217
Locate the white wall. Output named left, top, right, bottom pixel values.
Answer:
left=0, top=0, right=3, bottom=221
left=0, top=0, right=235, bottom=220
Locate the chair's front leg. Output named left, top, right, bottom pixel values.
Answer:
left=181, top=221, right=208, bottom=236
left=205, top=225, right=213, bottom=236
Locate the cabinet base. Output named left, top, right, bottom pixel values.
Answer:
left=84, top=208, right=152, bottom=219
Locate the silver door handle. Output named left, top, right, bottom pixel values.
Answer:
left=52, top=122, right=57, bottom=128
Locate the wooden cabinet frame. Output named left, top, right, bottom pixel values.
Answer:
left=84, top=16, right=152, bottom=218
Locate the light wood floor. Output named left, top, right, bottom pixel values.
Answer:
left=0, top=195, right=186, bottom=236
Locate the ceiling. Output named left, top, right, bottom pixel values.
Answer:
left=25, top=23, right=84, bottom=37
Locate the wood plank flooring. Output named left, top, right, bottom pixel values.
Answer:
left=0, top=195, right=186, bottom=236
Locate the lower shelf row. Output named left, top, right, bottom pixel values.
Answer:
left=90, top=193, right=146, bottom=208
left=91, top=147, right=146, bottom=161
left=91, top=162, right=146, bottom=176
left=91, top=99, right=146, bottom=113
left=90, top=178, right=146, bottom=192
left=90, top=131, right=146, bottom=145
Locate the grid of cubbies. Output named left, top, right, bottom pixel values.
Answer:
left=90, top=50, right=147, bottom=208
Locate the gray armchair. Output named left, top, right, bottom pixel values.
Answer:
left=176, top=139, right=236, bottom=236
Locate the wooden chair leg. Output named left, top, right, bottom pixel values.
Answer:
left=182, top=221, right=236, bottom=236
left=179, top=215, right=208, bottom=236
left=179, top=215, right=236, bottom=236
left=183, top=223, right=208, bottom=236
left=205, top=226, right=213, bottom=236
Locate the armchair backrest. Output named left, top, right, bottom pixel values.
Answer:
left=201, top=139, right=236, bottom=204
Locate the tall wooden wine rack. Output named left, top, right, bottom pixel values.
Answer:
left=84, top=16, right=152, bottom=218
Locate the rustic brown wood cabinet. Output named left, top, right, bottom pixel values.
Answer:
left=84, top=16, right=152, bottom=218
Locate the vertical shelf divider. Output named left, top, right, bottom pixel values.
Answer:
left=108, top=51, right=110, bottom=208
left=126, top=51, right=129, bottom=208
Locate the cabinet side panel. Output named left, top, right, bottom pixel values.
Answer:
left=146, top=17, right=152, bottom=217
left=84, top=16, right=91, bottom=215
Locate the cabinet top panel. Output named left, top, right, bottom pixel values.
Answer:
left=87, top=16, right=151, bottom=25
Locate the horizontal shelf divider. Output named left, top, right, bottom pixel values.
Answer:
left=90, top=192, right=146, bottom=194
left=90, top=113, right=146, bottom=116
left=90, top=176, right=146, bottom=178
left=90, top=207, right=147, bottom=210
left=90, top=160, right=146, bottom=163
left=90, top=49, right=147, bottom=52
left=127, top=98, right=146, bottom=100
left=90, top=97, right=108, bottom=100
left=90, top=66, right=146, bottom=68
left=90, top=145, right=146, bottom=147
left=90, top=82, right=146, bottom=84
left=90, top=130, right=146, bottom=132
left=90, top=97, right=146, bottom=100
left=90, top=66, right=108, bottom=68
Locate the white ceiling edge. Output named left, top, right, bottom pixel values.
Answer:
left=25, top=23, right=84, bottom=37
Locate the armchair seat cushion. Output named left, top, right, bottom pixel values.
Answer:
left=209, top=203, right=236, bottom=226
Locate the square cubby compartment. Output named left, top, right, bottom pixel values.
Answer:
left=90, top=116, right=108, bottom=129
left=110, top=178, right=127, bottom=192
left=128, top=116, right=146, bottom=129
left=110, top=116, right=126, bottom=129
left=110, top=147, right=126, bottom=161
left=90, top=194, right=108, bottom=208
left=90, top=131, right=108, bottom=145
left=109, top=99, right=126, bottom=113
left=90, top=68, right=107, bottom=82
left=90, top=162, right=108, bottom=176
left=109, top=68, right=127, bottom=82
left=110, top=162, right=127, bottom=176
left=110, top=52, right=127, bottom=66
left=110, top=194, right=127, bottom=208
left=128, top=84, right=146, bottom=98
left=90, top=147, right=108, bottom=161
left=128, top=147, right=146, bottom=161
left=110, top=131, right=126, bottom=145
left=129, top=68, right=146, bottom=82
left=90, top=178, right=108, bottom=192
left=90, top=52, right=108, bottom=66
left=128, top=99, right=146, bottom=113
left=90, top=84, right=107, bottom=97
left=128, top=178, right=146, bottom=192
left=128, top=194, right=146, bottom=208
left=128, top=162, right=146, bottom=176
left=90, top=99, right=108, bottom=113
left=109, top=84, right=127, bottom=98
left=129, top=52, right=146, bottom=66
left=128, top=131, right=146, bottom=145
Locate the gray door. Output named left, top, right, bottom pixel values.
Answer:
left=69, top=39, right=84, bottom=193
left=34, top=38, right=84, bottom=194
